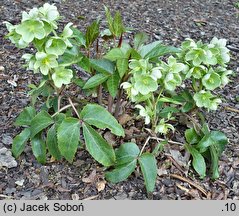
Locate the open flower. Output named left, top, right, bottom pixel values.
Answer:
left=52, top=67, right=73, bottom=88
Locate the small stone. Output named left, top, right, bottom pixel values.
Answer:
left=0, top=66, right=4, bottom=71
left=2, top=135, right=13, bottom=146
left=0, top=147, right=17, bottom=168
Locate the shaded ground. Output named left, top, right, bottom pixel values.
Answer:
left=0, top=0, right=238, bottom=200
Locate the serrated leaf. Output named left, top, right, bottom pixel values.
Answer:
left=57, top=117, right=80, bottom=163
left=46, top=125, right=61, bottom=160
left=12, top=128, right=31, bottom=158
left=196, top=131, right=228, bottom=154
left=53, top=113, right=66, bottom=128
left=157, top=97, right=182, bottom=105
left=71, top=27, right=86, bottom=47
left=117, top=58, right=128, bottom=78
left=90, top=59, right=115, bottom=75
left=30, top=110, right=54, bottom=138
left=85, top=20, right=99, bottom=48
left=83, top=73, right=110, bottom=89
left=140, top=41, right=179, bottom=60
left=185, top=128, right=201, bottom=144
left=58, top=46, right=83, bottom=67
left=80, top=104, right=124, bottom=136
left=105, top=160, right=137, bottom=183
left=134, top=32, right=148, bottom=49
left=82, top=123, right=115, bottom=166
left=107, top=71, right=120, bottom=98
left=104, top=6, right=114, bottom=34
left=115, top=142, right=140, bottom=165
left=158, top=107, right=179, bottom=118
left=209, top=145, right=220, bottom=179
left=113, top=11, right=124, bottom=37
left=31, top=134, right=46, bottom=164
left=15, top=106, right=36, bottom=126
left=186, top=144, right=206, bottom=178
left=104, top=48, right=124, bottom=61
left=138, top=153, right=157, bottom=193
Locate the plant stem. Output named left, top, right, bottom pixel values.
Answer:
left=68, top=97, right=80, bottom=119
left=114, top=88, right=123, bottom=119
left=108, top=95, right=113, bottom=113
left=97, top=85, right=103, bottom=105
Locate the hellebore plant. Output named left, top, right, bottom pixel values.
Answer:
left=5, top=3, right=232, bottom=194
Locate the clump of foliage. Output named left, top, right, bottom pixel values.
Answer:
left=5, top=3, right=232, bottom=194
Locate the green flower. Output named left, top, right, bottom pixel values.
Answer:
left=202, top=71, right=221, bottom=90
left=129, top=59, right=151, bottom=74
left=52, top=67, right=73, bottom=88
left=164, top=72, right=182, bottom=91
left=34, top=52, right=58, bottom=75
left=15, top=20, right=46, bottom=43
left=210, top=98, right=222, bottom=110
left=209, top=37, right=230, bottom=65
left=22, top=8, right=39, bottom=21
left=166, top=56, right=186, bottom=73
left=187, top=66, right=206, bottom=79
left=220, top=69, right=233, bottom=87
left=155, top=119, right=175, bottom=134
left=134, top=74, right=158, bottom=95
left=193, top=90, right=215, bottom=109
left=135, top=105, right=151, bottom=124
left=22, top=53, right=36, bottom=71
left=45, top=37, right=67, bottom=56
left=150, top=67, right=162, bottom=80
left=185, top=48, right=207, bottom=66
left=39, top=3, right=60, bottom=22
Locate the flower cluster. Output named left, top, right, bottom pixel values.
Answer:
left=5, top=3, right=73, bottom=88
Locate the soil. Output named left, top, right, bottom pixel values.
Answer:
left=0, top=0, right=238, bottom=200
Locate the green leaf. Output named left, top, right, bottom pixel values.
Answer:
left=107, top=71, right=120, bottom=98
left=12, top=128, right=31, bottom=158
left=57, top=117, right=80, bottom=163
left=186, top=144, right=206, bottom=178
left=185, top=128, right=201, bottom=144
left=196, top=131, right=228, bottom=154
left=157, top=97, right=182, bottom=105
left=80, top=104, right=124, bottom=136
left=209, top=145, right=220, bottom=179
left=31, top=134, right=46, bottom=164
left=104, top=48, right=124, bottom=61
left=158, top=107, right=179, bottom=118
left=46, top=125, right=61, bottom=160
left=14, top=106, right=36, bottom=126
left=134, top=32, right=148, bottom=49
left=113, top=11, right=124, bottom=37
left=173, top=90, right=195, bottom=113
left=104, top=6, right=114, bottom=34
left=117, top=58, right=128, bottom=78
left=139, top=153, right=157, bottom=193
left=85, top=20, right=100, bottom=48
left=82, top=123, right=115, bottom=166
left=90, top=59, right=115, bottom=75
left=139, top=41, right=179, bottom=60
left=115, top=142, right=140, bottom=165
left=53, top=113, right=66, bottom=128
left=83, top=73, right=110, bottom=89
left=30, top=110, right=54, bottom=138
left=105, top=160, right=137, bottom=183
left=58, top=46, right=83, bottom=67
left=71, top=27, right=86, bottom=47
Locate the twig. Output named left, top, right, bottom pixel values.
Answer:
left=139, top=136, right=152, bottom=156
left=165, top=154, right=186, bottom=174
left=140, top=136, right=184, bottom=156
left=51, top=103, right=79, bottom=118
left=169, top=173, right=208, bottom=197
left=224, top=106, right=239, bottom=113
left=68, top=97, right=80, bottom=119
left=83, top=195, right=99, bottom=200
left=0, top=194, right=13, bottom=199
